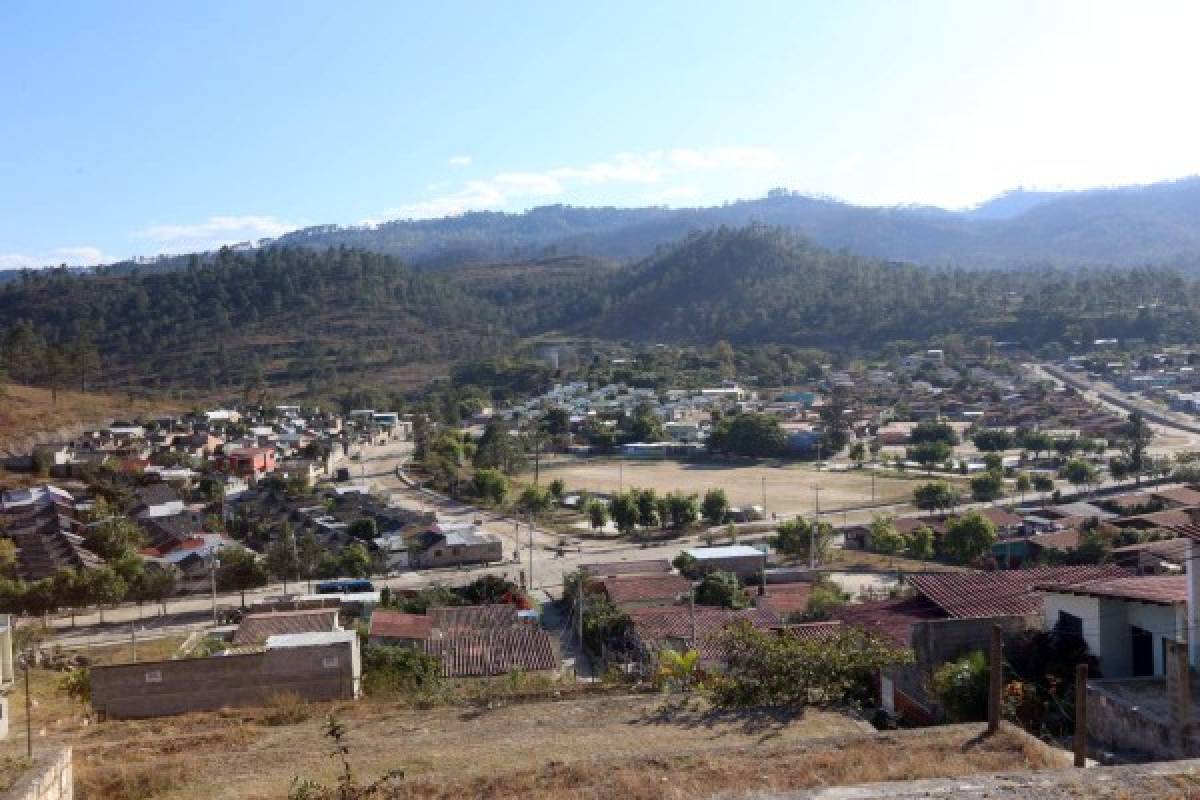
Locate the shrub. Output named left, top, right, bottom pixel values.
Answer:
left=362, top=645, right=444, bottom=698
left=930, top=650, right=989, bottom=722
left=262, top=691, right=311, bottom=726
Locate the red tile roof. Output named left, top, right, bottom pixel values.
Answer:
left=600, top=573, right=691, bottom=606
left=907, top=566, right=1131, bottom=618
left=1153, top=487, right=1200, bottom=507
left=580, top=559, right=672, bottom=577
left=775, top=621, right=843, bottom=642
left=369, top=610, right=435, bottom=641
left=1039, top=575, right=1188, bottom=606
left=424, top=627, right=558, bottom=677
left=1114, top=509, right=1197, bottom=529
left=746, top=583, right=813, bottom=617
left=1026, top=529, right=1082, bottom=551
left=627, top=605, right=780, bottom=662
left=232, top=609, right=339, bottom=645
left=428, top=604, right=518, bottom=632
left=835, top=595, right=945, bottom=647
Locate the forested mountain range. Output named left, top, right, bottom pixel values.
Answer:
left=269, top=177, right=1200, bottom=270
left=4, top=227, right=1200, bottom=403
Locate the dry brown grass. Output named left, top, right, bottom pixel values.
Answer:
left=0, top=384, right=177, bottom=455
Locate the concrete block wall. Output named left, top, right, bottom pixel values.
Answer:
left=3, top=747, right=72, bottom=800
left=91, top=641, right=356, bottom=719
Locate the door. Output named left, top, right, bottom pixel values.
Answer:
left=1131, top=626, right=1154, bottom=677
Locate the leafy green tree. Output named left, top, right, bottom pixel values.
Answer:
left=970, top=470, right=1004, bottom=502
left=516, top=484, right=553, bottom=516
left=773, top=517, right=833, bottom=564
left=337, top=543, right=373, bottom=579
left=609, top=492, right=640, bottom=536
left=266, top=524, right=302, bottom=591
left=472, top=421, right=527, bottom=475
left=547, top=478, right=566, bottom=500
left=629, top=405, right=665, bottom=442
left=913, top=481, right=960, bottom=513
left=347, top=517, right=378, bottom=541
left=362, top=644, right=444, bottom=697
left=88, top=567, right=127, bottom=623
left=910, top=421, right=959, bottom=446
left=818, top=388, right=853, bottom=454
left=1019, top=431, right=1054, bottom=460
left=972, top=429, right=1015, bottom=452
left=1123, top=410, right=1153, bottom=485
left=471, top=468, right=509, bottom=505
left=931, top=650, right=989, bottom=722
left=672, top=551, right=698, bottom=577
left=1033, top=473, right=1055, bottom=492
left=585, top=499, right=609, bottom=530
left=634, top=488, right=659, bottom=528
left=708, top=413, right=787, bottom=457
left=803, top=578, right=850, bottom=620
left=657, top=648, right=701, bottom=695
left=908, top=440, right=952, bottom=473
left=217, top=547, right=269, bottom=606
left=848, top=441, right=866, bottom=467
left=1063, top=459, right=1096, bottom=492
left=1015, top=472, right=1032, bottom=498
left=664, top=491, right=699, bottom=529
left=297, top=529, right=322, bottom=588
left=707, top=622, right=912, bottom=709
left=868, top=515, right=904, bottom=555
left=907, top=526, right=935, bottom=560
left=83, top=517, right=145, bottom=560
left=694, top=570, right=745, bottom=609
left=701, top=488, right=730, bottom=526
left=941, top=511, right=997, bottom=565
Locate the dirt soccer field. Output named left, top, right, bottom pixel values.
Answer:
left=534, top=457, right=920, bottom=518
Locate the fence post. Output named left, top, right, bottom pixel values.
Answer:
left=1074, top=663, right=1088, bottom=767
left=1168, top=639, right=1192, bottom=758
left=987, top=625, right=1003, bottom=734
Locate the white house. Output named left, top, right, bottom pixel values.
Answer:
left=1041, top=574, right=1187, bottom=678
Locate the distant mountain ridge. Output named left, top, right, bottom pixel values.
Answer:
left=267, top=177, right=1200, bottom=270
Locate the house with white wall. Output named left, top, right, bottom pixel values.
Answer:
left=1040, top=575, right=1187, bottom=678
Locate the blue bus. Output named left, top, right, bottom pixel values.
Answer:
left=315, top=579, right=375, bottom=594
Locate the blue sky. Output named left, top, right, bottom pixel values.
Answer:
left=3, top=0, right=1200, bottom=266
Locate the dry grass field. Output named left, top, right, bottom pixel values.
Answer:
left=0, top=384, right=177, bottom=456
left=531, top=457, right=930, bottom=521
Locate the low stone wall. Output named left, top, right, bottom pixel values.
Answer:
left=2, top=748, right=72, bottom=800
left=1087, top=679, right=1200, bottom=761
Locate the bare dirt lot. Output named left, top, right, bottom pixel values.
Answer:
left=532, top=457, right=923, bottom=520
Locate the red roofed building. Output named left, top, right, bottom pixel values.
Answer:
left=215, top=447, right=277, bottom=480
left=599, top=573, right=691, bottom=608
left=837, top=565, right=1131, bottom=724
left=369, top=610, right=437, bottom=646
left=626, top=605, right=780, bottom=666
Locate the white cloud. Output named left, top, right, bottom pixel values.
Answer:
left=132, top=215, right=299, bottom=254
left=0, top=246, right=113, bottom=269
left=642, top=185, right=704, bottom=206
left=382, top=146, right=782, bottom=220
left=448, top=155, right=472, bottom=167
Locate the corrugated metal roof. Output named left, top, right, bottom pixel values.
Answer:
left=428, top=604, right=519, bottom=632
left=685, top=545, right=767, bottom=560
left=580, top=559, right=671, bottom=577
left=233, top=609, right=339, bottom=645
left=369, top=610, right=435, bottom=640
left=1039, top=574, right=1188, bottom=606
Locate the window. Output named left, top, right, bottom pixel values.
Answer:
left=433, top=549, right=442, bottom=557
left=145, top=670, right=163, bottom=683
left=1056, top=611, right=1084, bottom=639
left=322, top=656, right=339, bottom=669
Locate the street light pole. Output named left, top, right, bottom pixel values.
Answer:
left=761, top=475, right=767, bottom=517
left=210, top=556, right=221, bottom=626
left=810, top=485, right=823, bottom=569
left=528, top=514, right=535, bottom=596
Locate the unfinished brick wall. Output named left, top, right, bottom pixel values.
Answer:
left=4, top=747, right=72, bottom=800
left=90, top=642, right=357, bottom=719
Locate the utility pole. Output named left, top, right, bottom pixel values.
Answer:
left=528, top=514, right=535, bottom=595
left=618, top=461, right=623, bottom=494
left=810, top=485, right=823, bottom=569
left=23, top=655, right=31, bottom=758
left=871, top=468, right=876, bottom=502
left=761, top=475, right=767, bottom=517
left=210, top=556, right=220, bottom=626
left=576, top=575, right=585, bottom=647
left=987, top=625, right=1003, bottom=734
left=689, top=589, right=697, bottom=650
left=131, top=621, right=137, bottom=663
left=1074, top=662, right=1088, bottom=767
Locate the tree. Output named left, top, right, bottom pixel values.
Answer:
left=83, top=517, right=145, bottom=560
left=1064, top=459, right=1097, bottom=493
left=266, top=524, right=302, bottom=592
left=657, top=648, right=701, bottom=695
left=1033, top=473, right=1055, bottom=492
left=297, top=529, right=322, bottom=589
left=773, top=517, right=833, bottom=564
left=634, top=488, right=659, bottom=529
left=972, top=429, right=1015, bottom=452
left=547, top=478, right=566, bottom=500
left=694, top=570, right=745, bottom=609
left=585, top=499, right=609, bottom=530
left=543, top=407, right=570, bottom=436
left=139, top=564, right=179, bottom=616
left=88, top=567, right=127, bottom=623
left=970, top=470, right=1004, bottom=503
left=52, top=569, right=90, bottom=626
left=910, top=421, right=959, bottom=446
left=707, top=623, right=912, bottom=709
left=907, top=526, right=935, bottom=560
left=517, top=484, right=553, bottom=516
left=818, top=387, right=853, bottom=454
left=217, top=547, right=269, bottom=606
left=701, top=488, right=729, bottom=526
left=1020, top=431, right=1054, bottom=460
left=664, top=491, right=699, bottom=530
left=672, top=551, right=698, bottom=577
left=708, top=413, right=787, bottom=458
left=908, top=440, right=952, bottom=473
left=913, top=481, right=960, bottom=513
left=471, top=468, right=509, bottom=505
left=347, top=518, right=378, bottom=541
left=629, top=405, right=665, bottom=443
left=472, top=421, right=527, bottom=475
left=1015, top=472, right=1032, bottom=500
left=931, top=650, right=989, bottom=722
left=941, top=511, right=996, bottom=565
left=848, top=441, right=866, bottom=467
left=337, top=543, right=373, bottom=578
left=803, top=578, right=850, bottom=620
left=1123, top=411, right=1153, bottom=485
left=868, top=515, right=904, bottom=555
left=609, top=492, right=640, bottom=536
